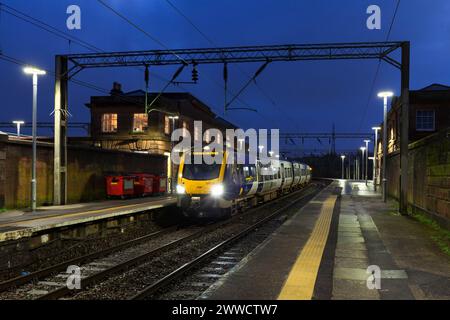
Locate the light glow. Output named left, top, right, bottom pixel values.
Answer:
left=211, top=184, right=224, bottom=197
left=176, top=185, right=185, bottom=194
left=23, top=66, right=46, bottom=75
left=377, top=91, right=394, bottom=98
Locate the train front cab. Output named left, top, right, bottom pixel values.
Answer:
left=176, top=151, right=245, bottom=218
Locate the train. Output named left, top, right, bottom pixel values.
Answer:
left=176, top=149, right=312, bottom=219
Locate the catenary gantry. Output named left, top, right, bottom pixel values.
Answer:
left=53, top=41, right=410, bottom=215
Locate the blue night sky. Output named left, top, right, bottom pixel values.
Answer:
left=0, top=0, right=449, bottom=154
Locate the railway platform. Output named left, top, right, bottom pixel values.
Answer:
left=0, top=195, right=176, bottom=242
left=202, top=180, right=450, bottom=300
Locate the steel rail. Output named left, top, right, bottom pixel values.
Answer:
left=0, top=227, right=176, bottom=292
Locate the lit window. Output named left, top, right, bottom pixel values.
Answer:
left=102, top=113, right=117, bottom=133
left=205, top=129, right=210, bottom=143
left=416, top=110, right=435, bottom=131
left=164, top=116, right=170, bottom=134
left=133, top=113, right=148, bottom=132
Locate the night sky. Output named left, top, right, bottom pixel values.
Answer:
left=0, top=0, right=449, bottom=155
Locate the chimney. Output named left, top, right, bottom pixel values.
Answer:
left=110, top=82, right=123, bottom=95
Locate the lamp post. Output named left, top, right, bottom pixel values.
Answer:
left=360, top=147, right=366, bottom=182
left=372, top=127, right=381, bottom=191
left=364, top=139, right=370, bottom=184
left=377, top=91, right=394, bottom=202
left=168, top=115, right=179, bottom=194
left=369, top=156, right=375, bottom=186
left=23, top=66, right=46, bottom=212
left=340, top=155, right=346, bottom=179
left=12, top=120, right=25, bottom=137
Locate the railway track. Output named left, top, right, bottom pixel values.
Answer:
left=0, top=183, right=324, bottom=300
left=0, top=216, right=166, bottom=282
left=0, top=226, right=177, bottom=296
left=130, top=185, right=320, bottom=300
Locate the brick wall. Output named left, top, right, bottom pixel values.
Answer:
left=0, top=134, right=167, bottom=208
left=386, top=128, right=450, bottom=225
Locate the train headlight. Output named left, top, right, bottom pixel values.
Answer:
left=176, top=185, right=186, bottom=194
left=211, top=184, right=224, bottom=197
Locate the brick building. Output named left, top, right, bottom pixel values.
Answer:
left=380, top=83, right=450, bottom=155
left=84, top=82, right=236, bottom=155
left=374, top=83, right=450, bottom=225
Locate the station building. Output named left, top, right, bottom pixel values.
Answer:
left=381, top=83, right=450, bottom=154
left=82, top=82, right=236, bottom=155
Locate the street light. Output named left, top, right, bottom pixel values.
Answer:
left=360, top=147, right=366, bottom=182
left=372, top=127, right=381, bottom=191
left=364, top=139, right=370, bottom=184
left=377, top=91, right=394, bottom=202
left=12, top=120, right=25, bottom=137
left=23, top=66, right=46, bottom=212
left=340, top=155, right=346, bottom=180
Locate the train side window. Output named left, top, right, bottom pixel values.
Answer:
left=243, top=166, right=249, bottom=177
left=250, top=166, right=256, bottom=177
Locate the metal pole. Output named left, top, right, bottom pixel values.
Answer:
left=373, top=129, right=378, bottom=191
left=361, top=149, right=365, bottom=182
left=400, top=42, right=410, bottom=215
left=170, top=119, right=175, bottom=194
left=31, top=74, right=37, bottom=211
left=54, top=56, right=68, bottom=205
left=341, top=157, right=344, bottom=179
left=382, top=97, right=388, bottom=202
left=356, top=159, right=359, bottom=180
left=349, top=155, right=352, bottom=179
left=365, top=141, right=369, bottom=184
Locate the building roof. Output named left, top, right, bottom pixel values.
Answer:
left=214, top=116, right=238, bottom=129
left=85, top=84, right=238, bottom=129
left=418, top=83, right=450, bottom=92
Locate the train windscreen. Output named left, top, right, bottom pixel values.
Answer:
left=182, top=163, right=221, bottom=180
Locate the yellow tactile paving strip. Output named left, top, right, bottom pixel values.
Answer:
left=278, top=195, right=337, bottom=300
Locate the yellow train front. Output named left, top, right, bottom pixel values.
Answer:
left=176, top=149, right=312, bottom=219
left=176, top=150, right=241, bottom=219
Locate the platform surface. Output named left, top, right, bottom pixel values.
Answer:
left=202, top=180, right=450, bottom=300
left=0, top=195, right=176, bottom=241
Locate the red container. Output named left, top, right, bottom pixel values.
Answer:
left=132, top=173, right=154, bottom=196
left=105, top=175, right=135, bottom=198
left=151, top=175, right=167, bottom=194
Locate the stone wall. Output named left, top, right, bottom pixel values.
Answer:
left=386, top=128, right=450, bottom=225
left=0, top=134, right=167, bottom=208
